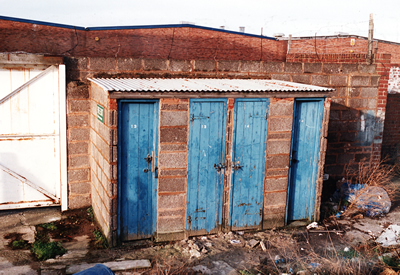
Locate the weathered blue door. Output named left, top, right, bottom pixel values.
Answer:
left=118, top=100, right=159, bottom=241
left=230, top=99, right=269, bottom=230
left=287, top=98, right=324, bottom=222
left=187, top=99, right=227, bottom=234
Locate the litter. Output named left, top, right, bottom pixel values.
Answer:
left=376, top=224, right=400, bottom=247
left=230, top=240, right=241, bottom=244
left=333, top=182, right=391, bottom=217
left=306, top=222, right=318, bottom=230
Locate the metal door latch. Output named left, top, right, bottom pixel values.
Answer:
left=144, top=154, right=152, bottom=163
left=232, top=164, right=243, bottom=171
left=214, top=163, right=225, bottom=172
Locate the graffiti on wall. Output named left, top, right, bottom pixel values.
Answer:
left=388, top=67, right=400, bottom=94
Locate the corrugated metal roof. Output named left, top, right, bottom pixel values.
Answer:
left=89, top=78, right=334, bottom=93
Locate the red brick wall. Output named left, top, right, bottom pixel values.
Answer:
left=0, top=19, right=286, bottom=61
left=289, top=37, right=400, bottom=63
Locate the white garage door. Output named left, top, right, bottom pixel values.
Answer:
left=0, top=64, right=67, bottom=210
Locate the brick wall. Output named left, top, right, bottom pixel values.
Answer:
left=89, top=83, right=118, bottom=245
left=0, top=18, right=286, bottom=61
left=289, top=37, right=400, bottom=63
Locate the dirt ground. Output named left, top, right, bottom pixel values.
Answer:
left=1, top=179, right=400, bottom=274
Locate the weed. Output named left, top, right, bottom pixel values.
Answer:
left=87, top=206, right=94, bottom=220
left=11, top=239, right=30, bottom=249
left=40, top=222, right=57, bottom=231
left=31, top=240, right=66, bottom=261
left=93, top=229, right=108, bottom=249
left=338, top=248, right=360, bottom=259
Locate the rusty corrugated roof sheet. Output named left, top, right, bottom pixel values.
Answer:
left=88, top=78, right=334, bottom=93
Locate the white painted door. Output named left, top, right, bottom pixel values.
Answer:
left=0, top=65, right=67, bottom=210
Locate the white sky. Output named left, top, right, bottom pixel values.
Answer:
left=1, top=0, right=400, bottom=42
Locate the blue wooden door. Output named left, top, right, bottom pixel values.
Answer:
left=118, top=100, right=159, bottom=241
left=187, top=99, right=227, bottom=234
left=287, top=99, right=324, bottom=222
left=230, top=99, right=269, bottom=230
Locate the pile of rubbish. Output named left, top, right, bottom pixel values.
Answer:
left=331, top=181, right=391, bottom=217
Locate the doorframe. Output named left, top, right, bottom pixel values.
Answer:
left=186, top=98, right=228, bottom=235
left=229, top=98, right=269, bottom=230
left=286, top=97, right=324, bottom=224
left=117, top=99, right=160, bottom=242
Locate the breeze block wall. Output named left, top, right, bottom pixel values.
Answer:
left=89, top=83, right=118, bottom=246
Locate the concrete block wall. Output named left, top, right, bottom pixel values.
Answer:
left=263, top=98, right=294, bottom=228
left=156, top=98, right=189, bottom=241
left=89, top=83, right=118, bottom=246
left=67, top=81, right=91, bottom=209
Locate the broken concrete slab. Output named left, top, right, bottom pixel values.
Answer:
left=66, top=259, right=151, bottom=274
left=0, top=256, right=37, bottom=275
left=209, top=261, right=239, bottom=275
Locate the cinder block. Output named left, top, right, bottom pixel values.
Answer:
left=349, top=98, right=368, bottom=108
left=240, top=61, right=260, bottom=72
left=158, top=194, right=185, bottom=209
left=68, top=142, right=89, bottom=155
left=169, top=59, right=192, bottom=72
left=70, top=181, right=91, bottom=194
left=262, top=213, right=285, bottom=229
left=160, top=144, right=187, bottom=152
left=68, top=195, right=91, bottom=209
left=67, top=114, right=89, bottom=127
left=159, top=152, right=187, bottom=168
left=310, top=75, right=329, bottom=86
left=265, top=177, right=288, bottom=192
left=89, top=57, right=117, bottom=71
left=351, top=76, right=370, bottom=86
left=159, top=169, right=187, bottom=177
left=360, top=87, right=378, bottom=98
left=158, top=217, right=185, bottom=232
left=266, top=155, right=290, bottom=169
left=69, top=100, right=90, bottom=113
left=158, top=208, right=186, bottom=217
left=359, top=64, right=376, bottom=74
left=270, top=74, right=291, bottom=81
left=267, top=140, right=291, bottom=155
left=143, top=59, right=168, bottom=71
left=323, top=64, right=341, bottom=74
left=330, top=75, right=348, bottom=86
left=69, top=128, right=90, bottom=141
left=304, top=63, right=322, bottom=73
left=159, top=177, right=186, bottom=192
left=68, top=168, right=90, bottom=182
left=160, top=111, right=188, bottom=126
left=262, top=62, right=284, bottom=73
left=69, top=155, right=90, bottom=168
left=117, top=57, right=142, bottom=71
left=284, top=63, right=302, bottom=73
left=266, top=168, right=289, bottom=177
left=368, top=99, right=377, bottom=109
left=268, top=117, right=293, bottom=132
left=194, top=60, right=216, bottom=72
left=292, top=74, right=311, bottom=84
left=341, top=64, right=358, bottom=74
left=267, top=132, right=292, bottom=140
left=218, top=60, right=240, bottom=72
left=160, top=127, right=188, bottom=143
left=264, top=192, right=287, bottom=206
left=66, top=82, right=89, bottom=99
left=371, top=76, right=380, bottom=86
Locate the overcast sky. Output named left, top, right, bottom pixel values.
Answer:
left=1, top=0, right=400, bottom=42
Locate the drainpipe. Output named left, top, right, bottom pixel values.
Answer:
left=367, top=14, right=374, bottom=65
left=287, top=34, right=292, bottom=54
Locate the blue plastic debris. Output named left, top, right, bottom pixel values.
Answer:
left=335, top=182, right=391, bottom=217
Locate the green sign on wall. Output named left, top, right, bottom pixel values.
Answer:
left=97, top=104, right=104, bottom=123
